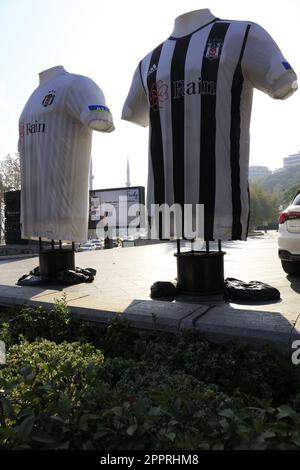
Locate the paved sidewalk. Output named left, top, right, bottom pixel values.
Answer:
left=0, top=233, right=299, bottom=352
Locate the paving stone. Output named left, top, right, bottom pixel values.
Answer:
left=123, top=300, right=210, bottom=332
left=194, top=305, right=299, bottom=353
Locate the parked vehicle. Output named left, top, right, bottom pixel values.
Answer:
left=91, top=239, right=104, bottom=250
left=278, top=191, right=300, bottom=275
left=77, top=242, right=96, bottom=252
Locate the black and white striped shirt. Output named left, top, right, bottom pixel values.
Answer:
left=122, top=18, right=297, bottom=240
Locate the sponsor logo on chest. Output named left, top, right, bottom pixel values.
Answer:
left=19, top=120, right=46, bottom=138
left=149, top=77, right=216, bottom=110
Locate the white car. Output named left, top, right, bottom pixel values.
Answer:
left=278, top=191, right=300, bottom=275
left=77, top=242, right=96, bottom=252
left=91, top=239, right=104, bottom=250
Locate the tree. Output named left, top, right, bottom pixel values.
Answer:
left=249, top=183, right=279, bottom=230
left=0, top=153, right=21, bottom=243
left=0, top=153, right=21, bottom=192
left=281, top=182, right=300, bottom=207
left=253, top=165, right=300, bottom=195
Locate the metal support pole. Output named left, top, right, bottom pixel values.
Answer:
left=176, top=239, right=180, bottom=254
left=104, top=211, right=108, bottom=249
left=218, top=240, right=222, bottom=252
left=191, top=239, right=195, bottom=253
left=59, top=240, right=62, bottom=250
left=72, top=242, right=75, bottom=252
left=39, top=237, right=42, bottom=251
left=206, top=240, right=210, bottom=254
left=0, top=193, right=2, bottom=245
left=51, top=240, right=55, bottom=250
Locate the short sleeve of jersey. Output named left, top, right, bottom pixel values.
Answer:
left=121, top=64, right=149, bottom=127
left=242, top=23, right=298, bottom=99
left=66, top=75, right=114, bottom=132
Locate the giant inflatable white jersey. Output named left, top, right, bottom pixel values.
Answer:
left=122, top=11, right=298, bottom=240
left=18, top=66, right=114, bottom=243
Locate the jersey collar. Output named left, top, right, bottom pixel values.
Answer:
left=169, top=18, right=219, bottom=40
left=39, top=66, right=67, bottom=85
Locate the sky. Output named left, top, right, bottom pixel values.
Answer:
left=1, top=0, right=300, bottom=191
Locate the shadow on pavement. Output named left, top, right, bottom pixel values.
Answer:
left=0, top=255, right=38, bottom=264
left=110, top=298, right=300, bottom=354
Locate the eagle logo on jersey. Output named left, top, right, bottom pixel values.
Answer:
left=150, top=80, right=168, bottom=112
left=42, top=90, right=56, bottom=107
left=204, top=40, right=223, bottom=60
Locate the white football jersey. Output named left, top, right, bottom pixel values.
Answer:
left=18, top=66, right=114, bottom=242
left=122, top=18, right=297, bottom=240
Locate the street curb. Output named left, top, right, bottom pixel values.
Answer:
left=0, top=291, right=299, bottom=355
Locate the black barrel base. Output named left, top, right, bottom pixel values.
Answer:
left=39, top=249, right=75, bottom=279
left=174, top=250, right=225, bottom=295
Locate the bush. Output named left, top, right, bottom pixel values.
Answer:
left=0, top=339, right=108, bottom=449
left=1, top=299, right=300, bottom=449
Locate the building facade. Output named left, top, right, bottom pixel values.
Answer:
left=249, top=166, right=271, bottom=181
left=284, top=152, right=300, bottom=168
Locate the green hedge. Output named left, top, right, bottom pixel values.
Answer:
left=1, top=299, right=300, bottom=449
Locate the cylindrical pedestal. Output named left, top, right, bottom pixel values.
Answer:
left=39, top=249, right=75, bottom=279
left=104, top=237, right=113, bottom=249
left=174, top=251, right=225, bottom=295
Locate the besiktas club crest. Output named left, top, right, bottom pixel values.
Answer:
left=42, top=90, right=56, bottom=107
left=204, top=40, right=223, bottom=60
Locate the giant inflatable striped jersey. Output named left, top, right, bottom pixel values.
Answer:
left=122, top=18, right=297, bottom=240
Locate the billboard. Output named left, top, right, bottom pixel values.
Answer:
left=88, top=186, right=145, bottom=231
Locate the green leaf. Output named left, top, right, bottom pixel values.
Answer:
left=0, top=427, right=19, bottom=439
left=218, top=409, right=235, bottom=420
left=193, top=410, right=205, bottom=419
left=213, top=442, right=224, bottom=450
left=149, top=407, right=162, bottom=417
left=57, top=395, right=72, bottom=414
left=169, top=419, right=179, bottom=426
left=94, top=428, right=112, bottom=439
left=56, top=441, right=70, bottom=450
left=174, top=398, right=182, bottom=412
left=277, top=405, right=298, bottom=421
left=16, top=415, right=35, bottom=438
left=260, top=430, right=276, bottom=440
left=37, top=384, right=52, bottom=392
left=2, top=397, right=16, bottom=419
left=165, top=432, right=176, bottom=442
left=292, top=436, right=300, bottom=448
left=18, top=408, right=33, bottom=419
left=111, top=407, right=123, bottom=418
left=24, top=372, right=36, bottom=384
left=50, top=415, right=66, bottom=424
left=126, top=423, right=138, bottom=436
left=20, top=366, right=33, bottom=378
left=198, top=442, right=210, bottom=450
left=32, top=433, right=56, bottom=444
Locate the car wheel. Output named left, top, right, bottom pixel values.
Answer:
left=281, top=260, right=300, bottom=276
